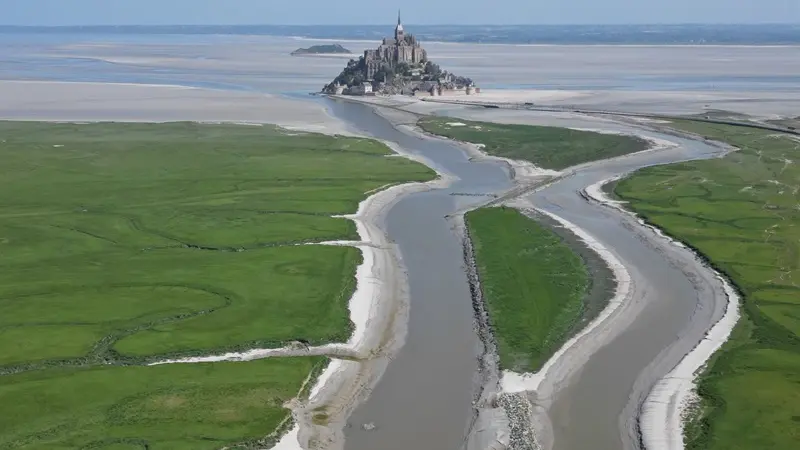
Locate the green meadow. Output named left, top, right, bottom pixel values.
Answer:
left=614, top=121, right=800, bottom=450
left=0, top=121, right=434, bottom=447
left=466, top=207, right=588, bottom=372
left=0, top=357, right=322, bottom=450
left=425, top=116, right=636, bottom=372
left=417, top=116, right=649, bottom=170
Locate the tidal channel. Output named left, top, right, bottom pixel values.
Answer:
left=327, top=99, right=730, bottom=450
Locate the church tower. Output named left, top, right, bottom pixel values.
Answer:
left=394, top=10, right=405, bottom=43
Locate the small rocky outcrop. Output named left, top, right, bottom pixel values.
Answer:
left=291, top=44, right=351, bottom=56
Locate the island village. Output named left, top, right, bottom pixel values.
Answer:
left=323, top=12, right=479, bottom=97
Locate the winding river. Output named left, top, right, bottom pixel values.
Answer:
left=325, top=99, right=731, bottom=450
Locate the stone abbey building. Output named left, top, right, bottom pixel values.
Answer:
left=323, top=13, right=476, bottom=96
left=364, top=12, right=428, bottom=80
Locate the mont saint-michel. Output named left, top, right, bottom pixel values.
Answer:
left=323, top=13, right=477, bottom=96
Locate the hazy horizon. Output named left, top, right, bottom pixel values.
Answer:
left=4, top=22, right=800, bottom=27
left=4, top=0, right=799, bottom=26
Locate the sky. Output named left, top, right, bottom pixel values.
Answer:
left=3, top=0, right=799, bottom=26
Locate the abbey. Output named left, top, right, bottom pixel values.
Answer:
left=363, top=12, right=428, bottom=79
left=323, top=13, right=475, bottom=96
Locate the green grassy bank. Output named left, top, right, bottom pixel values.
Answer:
left=0, top=357, right=322, bottom=450
left=0, top=121, right=435, bottom=447
left=614, top=121, right=800, bottom=450
left=418, top=116, right=649, bottom=170
left=466, top=207, right=589, bottom=372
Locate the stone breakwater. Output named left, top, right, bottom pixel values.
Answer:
left=497, top=393, right=539, bottom=450
left=460, top=211, right=542, bottom=450
left=460, top=213, right=508, bottom=448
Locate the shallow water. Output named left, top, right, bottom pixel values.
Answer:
left=4, top=33, right=800, bottom=97
left=326, top=99, right=512, bottom=450
left=526, top=130, right=726, bottom=450
left=328, top=100, right=728, bottom=450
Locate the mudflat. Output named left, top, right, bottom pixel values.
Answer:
left=0, top=80, right=347, bottom=133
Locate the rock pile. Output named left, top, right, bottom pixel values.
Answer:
left=497, top=393, right=539, bottom=450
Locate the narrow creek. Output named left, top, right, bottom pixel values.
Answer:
left=325, top=99, right=730, bottom=450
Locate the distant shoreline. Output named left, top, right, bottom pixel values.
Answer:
left=289, top=36, right=800, bottom=48
left=2, top=24, right=800, bottom=46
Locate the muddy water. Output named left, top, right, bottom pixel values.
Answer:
left=526, top=132, right=728, bottom=450
left=326, top=99, right=512, bottom=450
left=327, top=99, right=728, bottom=450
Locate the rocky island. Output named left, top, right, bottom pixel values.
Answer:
left=291, top=44, right=352, bottom=56
left=323, top=13, right=478, bottom=96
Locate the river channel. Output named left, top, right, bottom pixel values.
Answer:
left=326, top=99, right=511, bottom=450
left=326, top=99, right=731, bottom=450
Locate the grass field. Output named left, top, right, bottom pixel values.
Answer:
left=0, top=121, right=435, bottom=447
left=614, top=121, right=800, bottom=450
left=466, top=207, right=589, bottom=372
left=0, top=357, right=322, bottom=450
left=417, top=116, right=649, bottom=170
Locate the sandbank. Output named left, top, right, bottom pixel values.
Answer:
left=444, top=89, right=586, bottom=105
left=0, top=80, right=349, bottom=135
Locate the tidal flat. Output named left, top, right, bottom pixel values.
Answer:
left=615, top=121, right=800, bottom=450
left=0, top=120, right=434, bottom=447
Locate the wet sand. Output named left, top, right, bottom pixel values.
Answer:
left=0, top=80, right=349, bottom=134
left=522, top=210, right=617, bottom=336
left=4, top=34, right=800, bottom=117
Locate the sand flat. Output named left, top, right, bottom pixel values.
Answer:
left=5, top=34, right=800, bottom=117
left=0, top=80, right=348, bottom=134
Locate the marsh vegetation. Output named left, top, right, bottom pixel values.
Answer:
left=466, top=207, right=589, bottom=372
left=0, top=121, right=434, bottom=448
left=417, top=117, right=649, bottom=170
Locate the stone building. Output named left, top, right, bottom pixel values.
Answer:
left=364, top=12, right=428, bottom=80
left=322, top=12, right=476, bottom=96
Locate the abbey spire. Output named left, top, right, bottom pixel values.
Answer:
left=395, top=9, right=404, bottom=41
